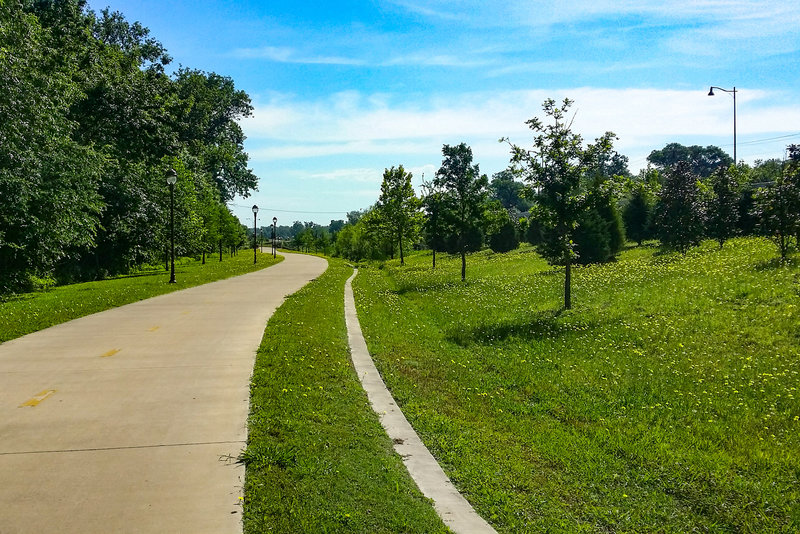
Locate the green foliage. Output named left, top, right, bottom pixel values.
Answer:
left=243, top=259, right=447, bottom=533
left=489, top=169, right=532, bottom=213
left=354, top=238, right=800, bottom=533
left=706, top=164, right=742, bottom=248
left=647, top=142, right=733, bottom=178
left=622, top=172, right=658, bottom=246
left=488, top=219, right=520, bottom=253
left=755, top=153, right=800, bottom=259
left=506, top=98, right=619, bottom=308
left=655, top=161, right=705, bottom=253
left=0, top=0, right=258, bottom=292
left=434, top=143, right=489, bottom=281
left=376, top=165, right=423, bottom=265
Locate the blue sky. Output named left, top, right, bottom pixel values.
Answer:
left=89, top=0, right=800, bottom=226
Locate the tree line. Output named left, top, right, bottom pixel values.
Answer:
left=329, top=99, right=800, bottom=309
left=1, top=0, right=254, bottom=293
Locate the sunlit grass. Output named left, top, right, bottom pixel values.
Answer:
left=354, top=238, right=800, bottom=532
left=243, top=258, right=447, bottom=533
left=0, top=251, right=282, bottom=342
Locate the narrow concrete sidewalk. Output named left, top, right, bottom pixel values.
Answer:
left=344, top=270, right=497, bottom=534
left=0, top=253, right=327, bottom=534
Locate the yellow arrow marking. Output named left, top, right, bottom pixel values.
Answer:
left=101, top=348, right=121, bottom=358
left=148, top=326, right=160, bottom=332
left=19, top=389, right=56, bottom=407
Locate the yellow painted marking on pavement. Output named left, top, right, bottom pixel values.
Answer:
left=148, top=326, right=160, bottom=332
left=101, top=348, right=121, bottom=358
left=19, top=389, right=56, bottom=407
left=181, top=311, right=190, bottom=315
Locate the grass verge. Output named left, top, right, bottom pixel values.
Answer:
left=353, top=238, right=800, bottom=533
left=242, top=257, right=448, bottom=533
left=0, top=251, right=282, bottom=343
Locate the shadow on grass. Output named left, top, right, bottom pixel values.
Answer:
left=446, top=308, right=599, bottom=347
left=753, top=255, right=797, bottom=272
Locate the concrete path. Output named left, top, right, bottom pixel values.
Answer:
left=344, top=271, right=497, bottom=534
left=0, top=253, right=327, bottom=534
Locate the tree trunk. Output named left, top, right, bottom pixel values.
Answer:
left=461, top=250, right=466, bottom=281
left=564, top=257, right=572, bottom=310
left=399, top=233, right=404, bottom=265
left=432, top=248, right=436, bottom=270
left=219, top=241, right=223, bottom=262
left=202, top=251, right=205, bottom=264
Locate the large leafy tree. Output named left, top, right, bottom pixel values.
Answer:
left=376, top=165, right=422, bottom=265
left=434, top=143, right=488, bottom=281
left=421, top=178, right=447, bottom=269
left=647, top=143, right=733, bottom=178
left=655, top=161, right=705, bottom=253
left=0, top=1, right=104, bottom=291
left=506, top=98, right=617, bottom=309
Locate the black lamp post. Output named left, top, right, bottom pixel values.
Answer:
left=252, top=205, right=259, bottom=264
left=708, top=86, right=737, bottom=163
left=272, top=217, right=277, bottom=258
left=166, top=168, right=177, bottom=283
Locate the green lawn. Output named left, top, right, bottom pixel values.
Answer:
left=353, top=238, right=800, bottom=533
left=0, top=251, right=282, bottom=343
left=243, top=258, right=448, bottom=533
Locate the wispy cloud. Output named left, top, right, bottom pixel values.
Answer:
left=232, top=45, right=364, bottom=65
left=242, top=87, right=800, bottom=169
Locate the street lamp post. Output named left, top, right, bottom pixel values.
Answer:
left=708, top=86, right=737, bottom=163
left=252, top=205, right=259, bottom=264
left=272, top=217, right=277, bottom=258
left=166, top=168, right=177, bottom=283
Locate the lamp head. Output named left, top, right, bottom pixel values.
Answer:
left=273, top=217, right=277, bottom=224
left=708, top=87, right=715, bottom=96
left=252, top=205, right=259, bottom=214
left=166, top=168, right=177, bottom=185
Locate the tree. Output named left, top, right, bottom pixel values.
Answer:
left=421, top=179, right=446, bottom=269
left=489, top=170, right=531, bottom=213
left=655, top=161, right=705, bottom=253
left=647, top=143, right=733, bottom=178
left=506, top=98, right=618, bottom=309
left=755, top=147, right=800, bottom=260
left=376, top=165, right=422, bottom=265
left=706, top=165, right=741, bottom=248
left=623, top=172, right=658, bottom=246
left=434, top=143, right=488, bottom=281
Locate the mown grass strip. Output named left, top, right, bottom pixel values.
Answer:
left=0, top=252, right=282, bottom=343
left=243, top=258, right=448, bottom=533
left=353, top=238, right=800, bottom=533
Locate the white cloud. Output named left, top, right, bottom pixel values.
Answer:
left=232, top=45, right=364, bottom=65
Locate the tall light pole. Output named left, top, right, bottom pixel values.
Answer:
left=166, top=168, right=177, bottom=283
left=272, top=216, right=277, bottom=258
left=252, top=205, right=259, bottom=264
left=708, top=86, right=737, bottom=164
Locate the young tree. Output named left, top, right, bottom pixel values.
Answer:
left=421, top=178, right=447, bottom=269
left=434, top=143, right=488, bottom=281
left=755, top=147, right=800, bottom=260
left=655, top=161, right=705, bottom=253
left=623, top=177, right=656, bottom=246
left=505, top=98, right=618, bottom=309
left=376, top=165, right=422, bottom=265
left=706, top=164, right=741, bottom=248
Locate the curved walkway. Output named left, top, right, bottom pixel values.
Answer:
left=0, top=253, right=327, bottom=534
left=344, top=270, right=496, bottom=534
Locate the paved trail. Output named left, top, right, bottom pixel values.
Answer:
left=0, top=253, right=327, bottom=534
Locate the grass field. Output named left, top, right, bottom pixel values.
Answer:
left=243, top=258, right=448, bottom=533
left=353, top=238, right=800, bottom=533
left=0, top=250, right=281, bottom=343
